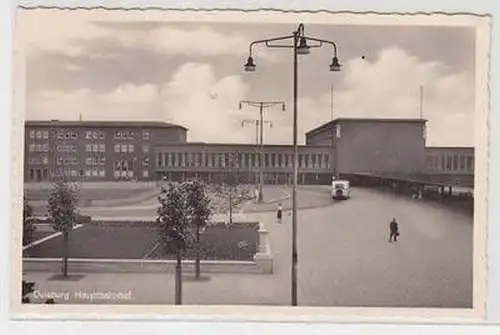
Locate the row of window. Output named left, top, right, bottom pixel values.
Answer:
left=156, top=152, right=331, bottom=170
left=29, top=130, right=49, bottom=140
left=426, top=154, right=474, bottom=172
left=114, top=130, right=150, bottom=140
left=113, top=170, right=149, bottom=178
left=39, top=143, right=148, bottom=153
left=113, top=158, right=150, bottom=170
left=57, top=144, right=78, bottom=152
left=27, top=156, right=49, bottom=165
left=86, top=144, right=106, bottom=152
left=56, top=156, right=78, bottom=166
left=85, top=156, right=106, bottom=166
left=28, top=143, right=49, bottom=152
left=85, top=130, right=105, bottom=140
left=28, top=129, right=152, bottom=141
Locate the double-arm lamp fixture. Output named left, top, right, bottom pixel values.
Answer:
left=242, top=23, right=341, bottom=307
left=244, top=23, right=341, bottom=72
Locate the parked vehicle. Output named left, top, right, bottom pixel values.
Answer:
left=331, top=179, right=351, bottom=200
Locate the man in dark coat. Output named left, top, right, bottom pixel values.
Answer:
left=276, top=203, right=283, bottom=224
left=389, top=217, right=399, bottom=243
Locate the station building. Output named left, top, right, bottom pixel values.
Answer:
left=24, top=120, right=187, bottom=182
left=24, top=118, right=474, bottom=186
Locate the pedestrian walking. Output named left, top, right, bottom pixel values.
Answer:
left=389, top=217, right=399, bottom=243
left=276, top=203, right=283, bottom=224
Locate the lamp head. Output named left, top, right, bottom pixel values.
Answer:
left=296, top=37, right=310, bottom=55
left=244, top=56, right=256, bottom=72
left=329, top=56, right=341, bottom=72
left=281, top=104, right=286, bottom=111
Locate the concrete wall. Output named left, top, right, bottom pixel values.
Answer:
left=336, top=121, right=426, bottom=175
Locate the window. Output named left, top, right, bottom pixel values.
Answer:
left=86, top=144, right=92, bottom=152
left=85, top=131, right=93, bottom=139
left=93, top=144, right=99, bottom=152
left=99, top=156, right=106, bottom=166
left=143, top=144, right=149, bottom=152
left=92, top=131, right=99, bottom=139
left=28, top=144, right=35, bottom=152
left=92, top=169, right=98, bottom=177
left=29, top=130, right=35, bottom=139
left=143, top=157, right=150, bottom=167
left=143, top=170, right=149, bottom=178
left=36, top=131, right=42, bottom=139
left=99, top=144, right=105, bottom=152
left=99, top=169, right=105, bottom=177
left=43, top=131, right=49, bottom=139
left=114, top=144, right=120, bottom=153
left=128, top=144, right=134, bottom=152
left=85, top=157, right=92, bottom=165
left=99, top=131, right=105, bottom=139
left=127, top=171, right=134, bottom=178
left=142, top=131, right=150, bottom=140
left=85, top=169, right=92, bottom=177
left=70, top=170, right=77, bottom=177
left=42, top=156, right=48, bottom=165
left=121, top=144, right=128, bottom=153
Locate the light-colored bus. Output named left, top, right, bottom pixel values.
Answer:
left=331, top=179, right=351, bottom=200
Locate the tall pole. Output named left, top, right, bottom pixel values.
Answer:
left=291, top=30, right=299, bottom=307
left=259, top=102, right=265, bottom=202
left=419, top=85, right=424, bottom=119
left=330, top=85, right=336, bottom=179
left=239, top=100, right=285, bottom=202
left=242, top=23, right=341, bottom=307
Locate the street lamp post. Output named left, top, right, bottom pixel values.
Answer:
left=243, top=23, right=341, bottom=306
left=239, top=100, right=285, bottom=202
left=241, top=118, right=273, bottom=188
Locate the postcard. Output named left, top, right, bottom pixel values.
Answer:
left=10, top=7, right=491, bottom=322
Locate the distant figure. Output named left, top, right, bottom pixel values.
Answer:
left=389, top=217, right=399, bottom=243
left=276, top=203, right=283, bottom=224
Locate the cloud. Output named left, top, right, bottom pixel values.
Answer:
left=28, top=62, right=256, bottom=144
left=23, top=14, right=279, bottom=62
left=27, top=47, right=474, bottom=147
left=290, top=46, right=475, bottom=146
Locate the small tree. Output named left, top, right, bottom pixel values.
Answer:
left=23, top=197, right=37, bottom=246
left=47, top=181, right=79, bottom=278
left=22, top=277, right=35, bottom=303
left=181, top=179, right=213, bottom=279
left=156, top=182, right=193, bottom=305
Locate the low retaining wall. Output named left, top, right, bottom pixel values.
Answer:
left=24, top=221, right=274, bottom=275
left=22, top=257, right=271, bottom=274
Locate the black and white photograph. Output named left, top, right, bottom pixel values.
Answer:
left=11, top=8, right=490, bottom=321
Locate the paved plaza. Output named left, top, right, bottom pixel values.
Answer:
left=24, top=186, right=473, bottom=307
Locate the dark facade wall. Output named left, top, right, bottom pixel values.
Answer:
left=335, top=121, right=426, bottom=175
left=24, top=124, right=187, bottom=182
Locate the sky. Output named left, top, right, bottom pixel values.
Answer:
left=21, top=11, right=476, bottom=146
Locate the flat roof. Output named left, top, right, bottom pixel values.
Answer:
left=425, top=146, right=474, bottom=150
left=25, top=120, right=188, bottom=130
left=153, top=142, right=333, bottom=149
left=305, top=117, right=428, bottom=137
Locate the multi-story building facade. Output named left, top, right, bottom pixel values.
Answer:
left=24, top=120, right=187, bottom=182
left=24, top=118, right=475, bottom=186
